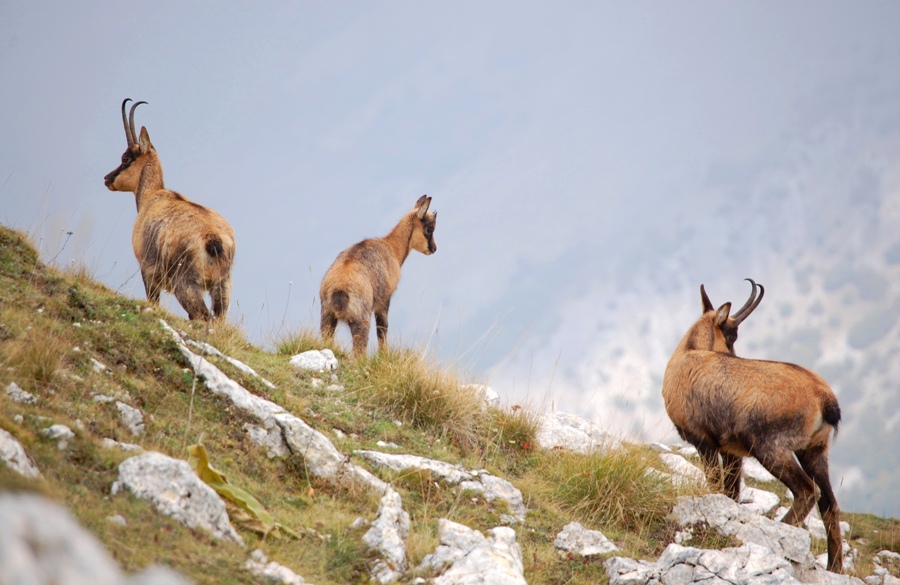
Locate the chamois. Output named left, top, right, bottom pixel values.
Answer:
left=320, top=195, right=437, bottom=356
left=104, top=99, right=235, bottom=321
left=662, top=279, right=843, bottom=573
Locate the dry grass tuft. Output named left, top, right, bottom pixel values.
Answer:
left=2, top=324, right=69, bottom=387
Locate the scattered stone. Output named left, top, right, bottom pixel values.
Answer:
left=326, top=383, right=344, bottom=391
left=658, top=452, right=705, bottom=486
left=0, top=492, right=193, bottom=585
left=100, top=438, right=144, bottom=452
left=93, top=393, right=116, bottom=403
left=107, top=514, right=128, bottom=527
left=649, top=442, right=671, bottom=453
left=41, top=424, right=75, bottom=450
left=289, top=349, right=338, bottom=373
left=554, top=521, right=619, bottom=556
left=356, top=450, right=526, bottom=521
left=13, top=414, right=23, bottom=424
left=116, top=401, right=146, bottom=436
left=536, top=411, right=619, bottom=453
left=419, top=519, right=526, bottom=585
left=244, top=418, right=290, bottom=458
left=739, top=486, right=781, bottom=515
left=461, top=383, right=500, bottom=408
left=5, top=381, right=37, bottom=404
left=744, top=457, right=777, bottom=483
left=0, top=427, right=41, bottom=478
left=375, top=440, right=399, bottom=449
left=112, top=451, right=244, bottom=545
left=91, top=357, right=108, bottom=372
left=677, top=445, right=699, bottom=458
left=245, top=549, right=308, bottom=584
left=363, top=489, right=410, bottom=584
left=181, top=334, right=277, bottom=389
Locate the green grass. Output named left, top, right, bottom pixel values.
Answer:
left=1, top=224, right=897, bottom=584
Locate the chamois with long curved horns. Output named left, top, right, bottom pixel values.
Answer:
left=662, top=279, right=844, bottom=573
left=320, top=195, right=437, bottom=356
left=104, top=99, right=235, bottom=321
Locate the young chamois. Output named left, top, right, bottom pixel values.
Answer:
left=662, top=279, right=843, bottom=573
left=320, top=195, right=437, bottom=356
left=104, top=99, right=235, bottom=321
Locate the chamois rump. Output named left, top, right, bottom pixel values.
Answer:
left=662, top=279, right=843, bottom=573
left=320, top=195, right=437, bottom=356
left=104, top=99, right=235, bottom=321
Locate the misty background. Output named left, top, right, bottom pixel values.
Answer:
left=1, top=2, right=898, bottom=517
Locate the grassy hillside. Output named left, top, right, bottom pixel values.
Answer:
left=0, top=224, right=896, bottom=584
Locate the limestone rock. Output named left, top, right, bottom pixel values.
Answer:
left=112, top=451, right=244, bottom=545
left=0, top=427, right=41, bottom=478
left=289, top=349, right=338, bottom=373
left=363, top=489, right=410, bottom=584
left=245, top=549, right=308, bottom=584
left=5, top=381, right=37, bottom=404
left=419, top=519, right=526, bottom=585
left=116, top=401, right=145, bottom=436
left=554, top=521, right=619, bottom=556
left=536, top=411, right=618, bottom=453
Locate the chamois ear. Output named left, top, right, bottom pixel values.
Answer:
left=700, top=284, right=714, bottom=313
left=415, top=195, right=431, bottom=219
left=138, top=127, right=153, bottom=154
left=716, top=302, right=731, bottom=327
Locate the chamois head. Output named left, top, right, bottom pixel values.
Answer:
left=691, top=278, right=764, bottom=355
left=104, top=98, right=155, bottom=192
left=410, top=195, right=438, bottom=255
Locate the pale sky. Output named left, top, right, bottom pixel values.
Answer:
left=2, top=1, right=899, bottom=515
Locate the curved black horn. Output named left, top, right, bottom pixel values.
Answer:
left=128, top=100, right=148, bottom=146
left=121, top=98, right=134, bottom=147
left=732, top=278, right=764, bottom=325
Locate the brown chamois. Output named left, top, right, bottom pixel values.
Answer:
left=662, top=279, right=843, bottom=573
left=320, top=195, right=437, bottom=356
left=104, top=99, right=235, bottom=321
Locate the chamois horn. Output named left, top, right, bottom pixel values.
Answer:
left=732, top=278, right=764, bottom=326
left=121, top=98, right=147, bottom=147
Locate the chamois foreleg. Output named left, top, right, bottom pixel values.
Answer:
left=681, top=430, right=724, bottom=492
left=721, top=452, right=743, bottom=501
left=754, top=445, right=818, bottom=526
left=320, top=310, right=338, bottom=344
left=797, top=446, right=843, bottom=573
left=348, top=317, right=370, bottom=356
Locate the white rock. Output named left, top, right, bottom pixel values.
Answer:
left=107, top=514, right=128, bottom=527
left=363, top=489, right=410, bottom=584
left=245, top=549, right=307, bottom=584
left=5, top=381, right=37, bottom=404
left=113, top=451, right=244, bottom=545
left=743, top=457, right=777, bottom=483
left=739, top=486, right=782, bottom=516
left=356, top=450, right=526, bottom=521
left=649, top=442, right=672, bottom=453
left=91, top=357, right=108, bottom=372
left=116, top=401, right=145, bottom=436
left=0, top=428, right=41, bottom=478
left=100, top=438, right=144, bottom=452
left=93, top=393, right=116, bottom=403
left=554, top=521, right=619, bottom=556
left=289, top=349, right=338, bottom=373
left=375, top=440, right=399, bottom=449
left=462, top=383, right=500, bottom=408
left=658, top=453, right=705, bottom=486
left=677, top=445, right=699, bottom=458
left=536, top=411, right=618, bottom=454
left=41, top=424, right=75, bottom=449
left=420, top=519, right=526, bottom=585
left=181, top=335, right=276, bottom=389
left=244, top=419, right=290, bottom=458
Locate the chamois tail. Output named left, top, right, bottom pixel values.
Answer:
left=823, top=395, right=841, bottom=437
left=330, top=289, right=350, bottom=313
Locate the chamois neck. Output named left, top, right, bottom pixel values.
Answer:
left=383, top=213, right=415, bottom=265
left=134, top=152, right=165, bottom=212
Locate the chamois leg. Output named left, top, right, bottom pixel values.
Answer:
left=754, top=446, right=817, bottom=527
left=683, top=432, right=723, bottom=492
left=348, top=318, right=370, bottom=357
left=210, top=278, right=231, bottom=320
left=174, top=285, right=212, bottom=321
left=797, top=447, right=843, bottom=573
left=721, top=452, right=743, bottom=501
left=141, top=270, right=162, bottom=305
left=375, top=309, right=389, bottom=351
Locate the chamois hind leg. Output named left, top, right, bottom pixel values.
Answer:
left=210, top=278, right=231, bottom=320
left=721, top=452, right=743, bottom=501
left=753, top=446, right=817, bottom=527
left=174, top=285, right=212, bottom=321
left=797, top=446, right=843, bottom=573
left=141, top=270, right=162, bottom=305
left=375, top=306, right=389, bottom=351
left=320, top=310, right=338, bottom=345
left=348, top=318, right=370, bottom=357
